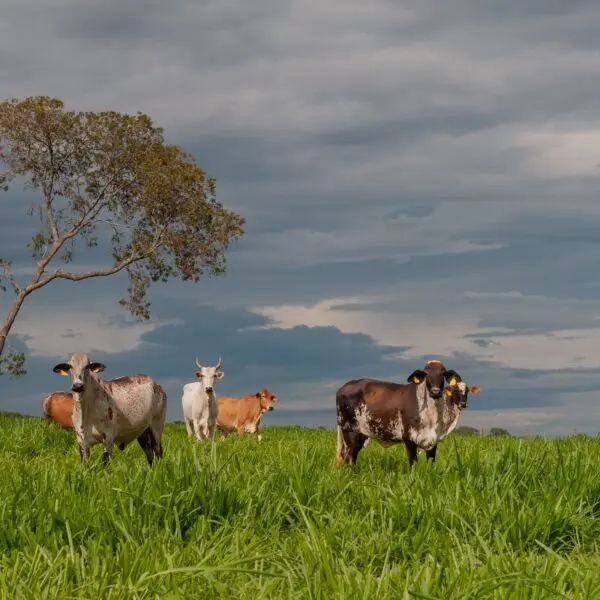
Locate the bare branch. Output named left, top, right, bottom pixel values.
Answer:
left=27, top=228, right=167, bottom=293
left=44, top=132, right=60, bottom=242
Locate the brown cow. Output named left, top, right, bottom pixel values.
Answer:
left=42, top=391, right=75, bottom=429
left=216, top=388, right=278, bottom=441
left=336, top=360, right=480, bottom=467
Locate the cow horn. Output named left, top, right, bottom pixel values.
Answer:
left=215, top=357, right=222, bottom=370
left=195, top=357, right=203, bottom=369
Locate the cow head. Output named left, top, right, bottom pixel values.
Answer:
left=444, top=381, right=481, bottom=409
left=195, top=357, right=224, bottom=393
left=53, top=353, right=106, bottom=394
left=255, top=388, right=278, bottom=412
left=407, top=360, right=462, bottom=399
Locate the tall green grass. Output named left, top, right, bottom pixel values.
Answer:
left=2, top=414, right=600, bottom=599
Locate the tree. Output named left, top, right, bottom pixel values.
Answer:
left=488, top=427, right=512, bottom=437
left=452, top=426, right=479, bottom=437
left=0, top=96, right=245, bottom=376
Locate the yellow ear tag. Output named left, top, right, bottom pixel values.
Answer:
left=445, top=388, right=453, bottom=396
left=90, top=366, right=102, bottom=373
left=57, top=369, right=69, bottom=376
left=449, top=378, right=457, bottom=385
left=413, top=377, right=422, bottom=384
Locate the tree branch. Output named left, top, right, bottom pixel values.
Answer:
left=61, top=175, right=116, bottom=238
left=44, top=131, right=60, bottom=242
left=0, top=262, right=23, bottom=294
left=26, top=229, right=166, bottom=293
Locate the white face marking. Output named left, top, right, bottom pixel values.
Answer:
left=195, top=365, right=223, bottom=393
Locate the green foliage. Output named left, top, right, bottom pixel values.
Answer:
left=0, top=350, right=26, bottom=377
left=489, top=427, right=513, bottom=437
left=0, top=96, right=244, bottom=373
left=453, top=426, right=480, bottom=436
left=1, top=421, right=600, bottom=598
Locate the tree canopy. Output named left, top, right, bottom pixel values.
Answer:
left=0, top=96, right=244, bottom=376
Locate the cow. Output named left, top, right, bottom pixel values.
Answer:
left=335, top=360, right=479, bottom=467
left=182, top=358, right=224, bottom=442
left=420, top=379, right=480, bottom=461
left=216, top=388, right=278, bottom=442
left=52, top=353, right=167, bottom=465
left=42, top=391, right=75, bottom=429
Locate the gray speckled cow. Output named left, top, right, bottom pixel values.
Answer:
left=52, top=352, right=167, bottom=466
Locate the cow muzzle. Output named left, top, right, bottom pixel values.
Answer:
left=430, top=386, right=442, bottom=398
left=205, top=386, right=213, bottom=393
left=72, top=383, right=85, bottom=393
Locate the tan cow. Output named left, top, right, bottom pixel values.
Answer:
left=42, top=391, right=75, bottom=429
left=216, top=388, right=278, bottom=441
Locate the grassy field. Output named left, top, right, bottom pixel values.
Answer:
left=2, top=415, right=600, bottom=599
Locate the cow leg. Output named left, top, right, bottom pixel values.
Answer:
left=255, top=424, right=262, bottom=442
left=185, top=419, right=194, bottom=437
left=425, top=445, right=437, bottom=463
left=237, top=428, right=245, bottom=441
left=405, top=441, right=418, bottom=468
left=76, top=428, right=90, bottom=463
left=192, top=419, right=205, bottom=442
left=150, top=427, right=163, bottom=460
left=342, top=430, right=367, bottom=465
left=136, top=427, right=155, bottom=466
left=102, top=431, right=115, bottom=466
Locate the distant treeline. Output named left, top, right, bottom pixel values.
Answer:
left=452, top=426, right=512, bottom=437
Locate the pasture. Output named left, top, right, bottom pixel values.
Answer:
left=2, top=415, right=600, bottom=599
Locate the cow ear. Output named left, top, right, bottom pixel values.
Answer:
left=468, top=385, right=481, bottom=394
left=255, top=392, right=261, bottom=398
left=215, top=371, right=224, bottom=379
left=89, top=362, right=106, bottom=374
left=444, top=370, right=461, bottom=384
left=53, top=363, right=71, bottom=376
left=195, top=371, right=202, bottom=378
left=407, top=369, right=425, bottom=384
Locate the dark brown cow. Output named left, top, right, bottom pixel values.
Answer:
left=335, top=360, right=480, bottom=467
left=42, top=391, right=75, bottom=429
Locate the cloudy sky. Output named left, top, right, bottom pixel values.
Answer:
left=2, top=0, right=600, bottom=436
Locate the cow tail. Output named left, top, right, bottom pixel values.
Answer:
left=336, top=424, right=344, bottom=465
left=42, top=395, right=51, bottom=420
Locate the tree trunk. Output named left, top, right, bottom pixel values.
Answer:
left=0, top=290, right=27, bottom=358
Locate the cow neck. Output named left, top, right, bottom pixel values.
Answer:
left=416, top=382, right=455, bottom=426
left=442, top=397, right=460, bottom=426
left=75, top=373, right=104, bottom=415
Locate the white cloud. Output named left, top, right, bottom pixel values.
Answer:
left=12, top=308, right=180, bottom=358
left=513, top=125, right=600, bottom=179
left=461, top=391, right=600, bottom=437
left=253, top=294, right=600, bottom=371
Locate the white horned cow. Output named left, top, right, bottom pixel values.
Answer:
left=52, top=353, right=167, bottom=465
left=181, top=357, right=224, bottom=442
